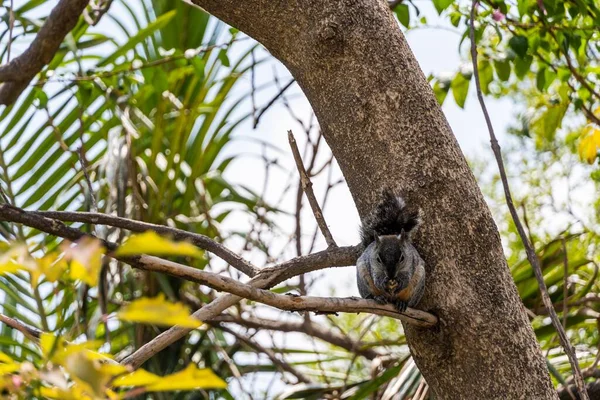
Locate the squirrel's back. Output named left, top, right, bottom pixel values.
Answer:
left=360, top=188, right=421, bottom=247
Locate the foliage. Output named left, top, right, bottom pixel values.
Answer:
left=0, top=239, right=224, bottom=398
left=0, top=0, right=274, bottom=396
left=394, top=0, right=600, bottom=171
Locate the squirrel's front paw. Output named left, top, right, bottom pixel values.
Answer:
left=373, top=295, right=388, bottom=305
left=394, top=300, right=408, bottom=313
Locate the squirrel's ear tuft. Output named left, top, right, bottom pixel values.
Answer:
left=397, top=229, right=405, bottom=241
left=374, top=234, right=381, bottom=245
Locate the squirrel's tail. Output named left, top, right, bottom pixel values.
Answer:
left=360, top=188, right=421, bottom=247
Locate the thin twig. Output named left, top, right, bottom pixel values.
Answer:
left=216, top=324, right=312, bottom=384
left=561, top=238, right=569, bottom=329
left=288, top=130, right=337, bottom=248
left=212, top=314, right=381, bottom=359
left=7, top=0, right=15, bottom=62
left=253, top=79, right=295, bottom=128
left=469, top=3, right=589, bottom=399
left=0, top=313, right=42, bottom=342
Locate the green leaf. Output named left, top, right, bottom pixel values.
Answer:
left=432, top=0, right=453, bottom=14
left=536, top=67, right=546, bottom=91
left=449, top=11, right=461, bottom=27
left=349, top=361, right=406, bottom=399
left=514, top=55, right=533, bottom=79
left=451, top=72, right=470, bottom=108
left=217, top=49, right=231, bottom=67
left=478, top=59, right=494, bottom=95
left=98, top=10, right=177, bottom=67
left=509, top=35, right=529, bottom=58
left=494, top=59, right=511, bottom=82
left=395, top=4, right=410, bottom=28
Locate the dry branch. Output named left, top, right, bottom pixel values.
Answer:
left=32, top=209, right=257, bottom=277
left=0, top=0, right=91, bottom=105
left=288, top=130, right=337, bottom=248
left=0, top=204, right=437, bottom=368
left=215, top=323, right=312, bottom=384
left=0, top=314, right=41, bottom=342
left=213, top=314, right=382, bottom=360
left=469, top=3, right=588, bottom=399
left=135, top=255, right=436, bottom=327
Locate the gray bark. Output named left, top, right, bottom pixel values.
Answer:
left=189, top=0, right=558, bottom=398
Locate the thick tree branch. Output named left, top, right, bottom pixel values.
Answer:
left=0, top=0, right=90, bottom=105
left=0, top=205, right=436, bottom=368
left=185, top=0, right=557, bottom=397
left=469, top=3, right=588, bottom=399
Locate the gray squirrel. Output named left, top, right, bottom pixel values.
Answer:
left=356, top=188, right=426, bottom=313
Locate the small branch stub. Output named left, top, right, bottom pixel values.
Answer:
left=288, top=130, right=337, bottom=248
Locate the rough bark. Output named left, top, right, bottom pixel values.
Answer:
left=188, top=0, right=557, bottom=398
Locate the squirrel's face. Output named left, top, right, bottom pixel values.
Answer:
left=372, top=234, right=412, bottom=291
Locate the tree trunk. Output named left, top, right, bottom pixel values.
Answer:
left=189, top=0, right=557, bottom=398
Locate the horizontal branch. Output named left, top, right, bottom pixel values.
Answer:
left=0, top=205, right=437, bottom=368
left=214, top=323, right=311, bottom=383
left=33, top=209, right=258, bottom=277
left=0, top=313, right=42, bottom=342
left=212, top=314, right=382, bottom=360
left=137, top=255, right=437, bottom=327
left=0, top=0, right=91, bottom=105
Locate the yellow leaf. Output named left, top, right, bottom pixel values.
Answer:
left=38, top=254, right=68, bottom=283
left=61, top=237, right=104, bottom=286
left=0, top=352, right=13, bottom=364
left=117, top=294, right=202, bottom=329
left=40, top=385, right=93, bottom=400
left=112, top=368, right=161, bottom=387
left=0, top=363, right=19, bottom=374
left=0, top=244, right=36, bottom=276
left=40, top=333, right=108, bottom=365
left=114, top=231, right=203, bottom=258
left=578, top=125, right=600, bottom=164
left=0, top=351, right=19, bottom=375
left=30, top=253, right=68, bottom=288
left=64, top=352, right=113, bottom=397
left=144, top=364, right=227, bottom=392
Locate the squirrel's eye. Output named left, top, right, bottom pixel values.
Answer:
left=399, top=253, right=405, bottom=262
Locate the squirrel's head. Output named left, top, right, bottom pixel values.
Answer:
left=372, top=232, right=414, bottom=290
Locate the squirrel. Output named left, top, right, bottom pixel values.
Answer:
left=356, top=188, right=426, bottom=313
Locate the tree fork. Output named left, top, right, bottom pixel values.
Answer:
left=187, top=0, right=557, bottom=398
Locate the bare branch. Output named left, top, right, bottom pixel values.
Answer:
left=253, top=79, right=295, bottom=128
left=0, top=313, right=42, bottom=342
left=30, top=209, right=258, bottom=277
left=215, top=323, right=312, bottom=384
left=213, top=314, right=382, bottom=360
left=288, top=130, right=337, bottom=248
left=469, top=4, right=588, bottom=399
left=0, top=204, right=437, bottom=369
left=134, top=255, right=438, bottom=327
left=0, top=0, right=91, bottom=105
